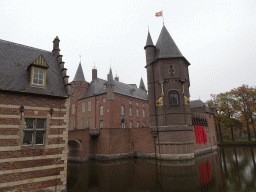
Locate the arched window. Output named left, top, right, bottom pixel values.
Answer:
left=168, top=91, right=179, bottom=105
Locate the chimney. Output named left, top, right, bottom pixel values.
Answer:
left=92, top=68, right=97, bottom=81
left=115, top=76, right=119, bottom=81
left=52, top=36, right=60, bottom=56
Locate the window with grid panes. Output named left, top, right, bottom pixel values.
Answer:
left=23, top=118, right=46, bottom=146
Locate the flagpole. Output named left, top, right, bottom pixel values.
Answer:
left=162, top=10, right=164, bottom=26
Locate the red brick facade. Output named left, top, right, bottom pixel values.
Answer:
left=0, top=91, right=69, bottom=191
left=69, top=68, right=149, bottom=130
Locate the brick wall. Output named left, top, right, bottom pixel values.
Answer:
left=0, top=91, right=69, bottom=192
left=75, top=93, right=149, bottom=129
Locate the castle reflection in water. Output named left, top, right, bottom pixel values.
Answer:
left=67, top=147, right=256, bottom=192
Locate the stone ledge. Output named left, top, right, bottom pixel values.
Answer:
left=156, top=153, right=195, bottom=161
left=194, top=146, right=218, bottom=156
left=150, top=125, right=194, bottom=132
left=68, top=157, right=89, bottom=162
left=93, top=153, right=134, bottom=161
left=156, top=141, right=194, bottom=145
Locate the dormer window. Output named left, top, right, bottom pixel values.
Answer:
left=29, top=54, right=48, bottom=87
left=32, top=67, right=45, bottom=86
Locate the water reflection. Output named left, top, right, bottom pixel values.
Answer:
left=67, top=147, right=256, bottom=192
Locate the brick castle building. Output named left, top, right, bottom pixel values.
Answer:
left=68, top=25, right=218, bottom=162
left=69, top=64, right=149, bottom=130
left=0, top=37, right=70, bottom=191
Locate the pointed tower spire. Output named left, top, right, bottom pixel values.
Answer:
left=73, top=62, right=86, bottom=82
left=144, top=31, right=154, bottom=48
left=139, top=77, right=147, bottom=92
left=210, top=100, right=215, bottom=109
left=155, top=26, right=183, bottom=59
left=107, top=67, right=114, bottom=85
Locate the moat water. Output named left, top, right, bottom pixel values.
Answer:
left=67, top=147, right=256, bottom=192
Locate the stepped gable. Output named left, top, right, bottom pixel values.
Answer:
left=0, top=39, right=68, bottom=97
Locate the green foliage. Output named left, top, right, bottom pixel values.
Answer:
left=210, top=85, right=256, bottom=141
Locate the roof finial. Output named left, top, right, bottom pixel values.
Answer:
left=162, top=10, right=164, bottom=26
left=79, top=54, right=81, bottom=63
left=148, top=25, right=149, bottom=31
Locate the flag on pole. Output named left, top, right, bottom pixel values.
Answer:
left=155, top=11, right=163, bottom=17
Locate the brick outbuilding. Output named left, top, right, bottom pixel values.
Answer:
left=0, top=37, right=70, bottom=191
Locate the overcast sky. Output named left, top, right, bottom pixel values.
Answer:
left=1, top=0, right=255, bottom=102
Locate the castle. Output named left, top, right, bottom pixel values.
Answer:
left=68, top=25, right=218, bottom=162
left=0, top=24, right=218, bottom=191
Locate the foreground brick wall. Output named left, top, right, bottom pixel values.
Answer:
left=0, top=91, right=69, bottom=192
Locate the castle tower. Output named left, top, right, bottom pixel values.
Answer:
left=106, top=67, right=115, bottom=103
left=69, top=62, right=88, bottom=130
left=145, top=26, right=195, bottom=160
left=139, top=77, right=147, bottom=92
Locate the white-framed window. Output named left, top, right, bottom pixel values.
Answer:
left=82, top=102, right=85, bottom=112
left=88, top=101, right=91, bottom=111
left=87, top=118, right=91, bottom=128
left=82, top=119, right=85, bottom=129
left=32, top=67, right=45, bottom=86
left=121, top=122, right=125, bottom=128
left=23, top=118, right=45, bottom=146
left=72, top=104, right=75, bottom=114
left=72, top=120, right=75, bottom=130
left=100, top=105, right=103, bottom=116
left=129, top=107, right=132, bottom=116
left=97, top=99, right=99, bottom=103
left=129, top=100, right=132, bottom=105
left=103, top=98, right=105, bottom=102
left=143, top=109, right=145, bottom=118
left=136, top=102, right=138, bottom=106
left=137, top=121, right=139, bottom=128
left=130, top=121, right=133, bottom=128
left=100, top=120, right=103, bottom=128
left=143, top=103, right=145, bottom=107
left=121, top=105, right=125, bottom=116
left=143, top=122, right=146, bottom=127
left=136, top=108, right=139, bottom=117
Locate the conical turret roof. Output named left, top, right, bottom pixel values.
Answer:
left=155, top=26, right=183, bottom=59
left=73, top=62, right=86, bottom=82
left=139, top=77, right=147, bottom=92
left=145, top=31, right=154, bottom=48
left=107, top=67, right=114, bottom=85
left=210, top=100, right=216, bottom=109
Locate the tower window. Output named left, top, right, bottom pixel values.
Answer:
left=168, top=91, right=179, bottom=105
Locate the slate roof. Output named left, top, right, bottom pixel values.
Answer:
left=73, top=62, right=86, bottom=82
left=155, top=26, right=183, bottom=59
left=107, top=68, right=114, bottom=85
left=190, top=99, right=213, bottom=114
left=79, top=78, right=148, bottom=101
left=210, top=100, right=215, bottom=109
left=0, top=39, right=68, bottom=97
left=139, top=77, right=147, bottom=92
left=145, top=31, right=154, bottom=48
